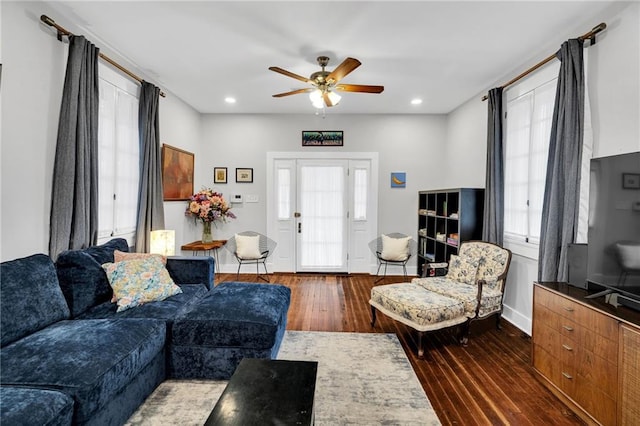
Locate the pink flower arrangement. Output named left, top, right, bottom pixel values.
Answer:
left=185, top=188, right=236, bottom=224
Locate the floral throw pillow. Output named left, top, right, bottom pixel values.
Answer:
left=102, top=256, right=182, bottom=312
left=446, top=254, right=480, bottom=285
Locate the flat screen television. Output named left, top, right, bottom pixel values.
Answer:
left=585, top=151, right=640, bottom=306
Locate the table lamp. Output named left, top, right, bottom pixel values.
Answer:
left=150, top=230, right=176, bottom=256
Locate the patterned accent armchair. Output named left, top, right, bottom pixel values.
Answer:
left=370, top=241, right=512, bottom=356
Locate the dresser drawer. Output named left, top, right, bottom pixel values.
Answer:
left=556, top=315, right=618, bottom=361
left=533, top=343, right=561, bottom=385
left=533, top=320, right=560, bottom=355
left=545, top=290, right=618, bottom=337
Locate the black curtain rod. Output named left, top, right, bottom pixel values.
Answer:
left=482, top=22, right=606, bottom=101
left=40, top=14, right=166, bottom=98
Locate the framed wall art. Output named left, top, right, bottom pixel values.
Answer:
left=623, top=173, right=640, bottom=189
left=214, top=167, right=228, bottom=184
left=391, top=172, right=406, bottom=188
left=236, top=168, right=254, bottom=183
left=302, top=131, right=343, bottom=146
left=161, top=144, right=194, bottom=201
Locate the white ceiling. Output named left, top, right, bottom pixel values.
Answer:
left=44, top=1, right=619, bottom=114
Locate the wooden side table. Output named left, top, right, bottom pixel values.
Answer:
left=180, top=240, right=227, bottom=273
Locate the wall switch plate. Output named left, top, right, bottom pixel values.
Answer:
left=232, top=194, right=243, bottom=203
left=246, top=194, right=259, bottom=203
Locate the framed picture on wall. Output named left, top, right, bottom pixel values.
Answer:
left=302, top=131, right=343, bottom=146
left=236, top=168, right=253, bottom=183
left=623, top=173, right=640, bottom=189
left=214, top=167, right=228, bottom=184
left=161, top=144, right=194, bottom=201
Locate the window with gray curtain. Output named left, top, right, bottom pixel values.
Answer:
left=538, top=39, right=585, bottom=282
left=97, top=62, right=140, bottom=246
left=49, top=35, right=99, bottom=259
left=134, top=81, right=165, bottom=253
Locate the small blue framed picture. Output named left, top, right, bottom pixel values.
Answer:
left=391, top=172, right=406, bottom=188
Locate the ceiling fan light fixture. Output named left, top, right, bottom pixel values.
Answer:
left=309, top=90, right=324, bottom=108
left=327, top=91, right=341, bottom=106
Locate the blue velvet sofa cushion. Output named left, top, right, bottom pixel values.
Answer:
left=172, top=281, right=291, bottom=348
left=0, top=318, right=165, bottom=424
left=78, top=284, right=208, bottom=335
left=166, top=256, right=215, bottom=290
left=55, top=238, right=129, bottom=317
left=0, top=386, right=74, bottom=426
left=1, top=254, right=70, bottom=347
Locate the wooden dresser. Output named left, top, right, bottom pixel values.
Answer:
left=532, top=282, right=640, bottom=425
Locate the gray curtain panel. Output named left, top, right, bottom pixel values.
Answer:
left=49, top=36, right=99, bottom=259
left=482, top=87, right=504, bottom=246
left=538, top=39, right=585, bottom=281
left=135, top=81, right=165, bottom=252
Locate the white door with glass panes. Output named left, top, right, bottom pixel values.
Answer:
left=296, top=160, right=348, bottom=273
left=268, top=153, right=377, bottom=274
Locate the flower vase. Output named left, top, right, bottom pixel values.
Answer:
left=202, top=221, right=213, bottom=243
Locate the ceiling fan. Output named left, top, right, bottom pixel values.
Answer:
left=269, top=56, right=384, bottom=108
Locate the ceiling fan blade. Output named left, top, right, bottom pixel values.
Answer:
left=335, top=84, right=384, bottom=93
left=323, top=92, right=334, bottom=107
left=326, top=57, right=361, bottom=84
left=269, top=66, right=313, bottom=84
left=273, top=88, right=314, bottom=98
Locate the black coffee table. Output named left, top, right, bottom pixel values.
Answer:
left=205, top=358, right=318, bottom=425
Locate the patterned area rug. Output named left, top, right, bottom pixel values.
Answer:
left=126, top=331, right=440, bottom=425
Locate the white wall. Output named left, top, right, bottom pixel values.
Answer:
left=1, top=1, right=66, bottom=261
left=0, top=1, right=202, bottom=261
left=446, top=1, right=640, bottom=334
left=159, top=95, right=202, bottom=255
left=193, top=114, right=447, bottom=271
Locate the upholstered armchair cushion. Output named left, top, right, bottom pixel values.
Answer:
left=459, top=241, right=511, bottom=291
left=412, top=277, right=503, bottom=318
left=446, top=254, right=480, bottom=285
left=370, top=283, right=465, bottom=330
left=1, top=254, right=71, bottom=347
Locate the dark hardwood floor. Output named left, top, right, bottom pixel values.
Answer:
left=216, top=272, right=584, bottom=425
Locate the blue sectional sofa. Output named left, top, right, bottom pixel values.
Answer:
left=0, top=239, right=291, bottom=426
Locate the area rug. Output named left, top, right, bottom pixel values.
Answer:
left=126, top=331, right=440, bottom=425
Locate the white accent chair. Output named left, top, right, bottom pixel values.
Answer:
left=368, top=233, right=417, bottom=282
left=225, top=232, right=277, bottom=282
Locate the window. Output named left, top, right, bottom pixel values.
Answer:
left=353, top=168, right=368, bottom=220
left=504, top=63, right=558, bottom=256
left=277, top=168, right=291, bottom=220
left=97, top=63, right=140, bottom=245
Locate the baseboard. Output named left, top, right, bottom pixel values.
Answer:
left=502, top=304, right=531, bottom=336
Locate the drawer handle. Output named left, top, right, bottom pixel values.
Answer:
left=562, top=372, right=573, bottom=380
left=563, top=325, right=574, bottom=332
left=562, top=344, right=573, bottom=351
left=563, top=306, right=574, bottom=312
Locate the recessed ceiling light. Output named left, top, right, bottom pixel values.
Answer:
left=224, top=97, right=236, bottom=104
left=411, top=98, right=423, bottom=105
